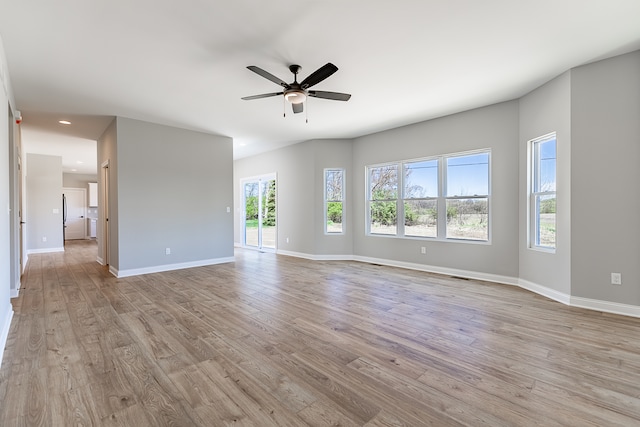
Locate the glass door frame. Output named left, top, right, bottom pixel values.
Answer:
left=241, top=173, right=277, bottom=252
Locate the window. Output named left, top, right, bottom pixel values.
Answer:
left=368, top=164, right=398, bottom=235
left=530, top=133, right=556, bottom=250
left=445, top=153, right=490, bottom=241
left=366, top=149, right=490, bottom=241
left=404, top=159, right=438, bottom=237
left=325, top=169, right=345, bottom=233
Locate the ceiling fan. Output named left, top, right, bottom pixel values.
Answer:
left=242, top=63, right=351, bottom=114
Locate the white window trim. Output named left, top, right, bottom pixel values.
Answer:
left=403, top=158, right=439, bottom=239
left=528, top=132, right=557, bottom=253
left=324, top=168, right=346, bottom=235
left=366, top=163, right=399, bottom=236
left=443, top=150, right=492, bottom=242
left=366, top=149, right=491, bottom=243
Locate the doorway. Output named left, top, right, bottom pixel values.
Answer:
left=18, top=156, right=24, bottom=275
left=63, top=188, right=87, bottom=240
left=242, top=175, right=276, bottom=250
left=101, top=160, right=110, bottom=265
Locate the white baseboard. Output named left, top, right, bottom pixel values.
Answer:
left=570, top=296, right=640, bottom=318
left=26, top=247, right=64, bottom=255
left=274, top=250, right=640, bottom=318
left=314, top=254, right=356, bottom=261
left=276, top=249, right=354, bottom=261
left=276, top=249, right=320, bottom=260
left=278, top=250, right=519, bottom=285
left=518, top=279, right=571, bottom=305
left=0, top=306, right=14, bottom=368
left=112, top=256, right=236, bottom=278
left=353, top=255, right=520, bottom=286
left=96, top=256, right=105, bottom=265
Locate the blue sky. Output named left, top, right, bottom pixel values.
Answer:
left=404, top=153, right=489, bottom=197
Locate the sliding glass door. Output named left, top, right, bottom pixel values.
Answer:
left=242, top=175, right=276, bottom=250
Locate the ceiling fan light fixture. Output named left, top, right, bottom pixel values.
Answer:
left=284, top=90, right=306, bottom=104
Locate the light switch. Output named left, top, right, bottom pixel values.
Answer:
left=53, top=208, right=59, bottom=214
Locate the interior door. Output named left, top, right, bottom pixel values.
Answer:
left=63, top=188, right=86, bottom=240
left=242, top=175, right=276, bottom=250
left=18, top=155, right=24, bottom=274
left=102, top=162, right=110, bottom=265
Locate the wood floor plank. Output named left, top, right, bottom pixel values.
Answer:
left=2, top=239, right=640, bottom=426
left=111, top=342, right=200, bottom=426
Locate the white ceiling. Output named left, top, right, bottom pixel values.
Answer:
left=2, top=1, right=640, bottom=174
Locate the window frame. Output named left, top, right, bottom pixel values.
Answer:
left=324, top=168, right=346, bottom=235
left=529, top=132, right=557, bottom=252
left=366, top=163, right=399, bottom=236
left=443, top=151, right=491, bottom=242
left=403, top=158, right=439, bottom=238
left=366, top=149, right=491, bottom=243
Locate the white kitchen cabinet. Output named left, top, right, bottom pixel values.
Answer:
left=89, top=218, right=97, bottom=238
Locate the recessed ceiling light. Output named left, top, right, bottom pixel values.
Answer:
left=76, top=160, right=84, bottom=164
left=59, top=120, right=71, bottom=125
left=71, top=169, right=77, bottom=172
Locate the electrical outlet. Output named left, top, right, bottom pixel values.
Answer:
left=42, top=236, right=47, bottom=242
left=611, top=272, right=622, bottom=285
left=165, top=247, right=171, bottom=255
left=286, top=237, right=289, bottom=244
left=420, top=247, right=426, bottom=254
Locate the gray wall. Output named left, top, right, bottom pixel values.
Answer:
left=234, top=141, right=315, bottom=254
left=63, top=172, right=97, bottom=189
left=571, top=51, right=640, bottom=304
left=234, top=102, right=520, bottom=279
left=234, top=139, right=353, bottom=257
left=113, top=117, right=234, bottom=274
left=313, top=139, right=353, bottom=256
left=353, top=101, right=520, bottom=278
left=26, top=153, right=64, bottom=252
left=518, top=71, right=572, bottom=295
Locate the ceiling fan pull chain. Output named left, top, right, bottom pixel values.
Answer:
left=283, top=97, right=286, bottom=118
left=306, top=101, right=308, bottom=124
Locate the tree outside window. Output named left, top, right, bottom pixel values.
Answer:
left=325, top=169, right=344, bottom=233
left=368, top=165, right=398, bottom=235
left=530, top=134, right=556, bottom=250
left=366, top=150, right=490, bottom=242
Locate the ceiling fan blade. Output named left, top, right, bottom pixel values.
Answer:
left=247, top=66, right=290, bottom=88
left=241, top=92, right=283, bottom=100
left=300, top=63, right=338, bottom=89
left=292, top=103, right=304, bottom=114
left=308, top=90, right=351, bottom=101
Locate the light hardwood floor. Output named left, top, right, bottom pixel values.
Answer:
left=1, top=240, right=640, bottom=426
